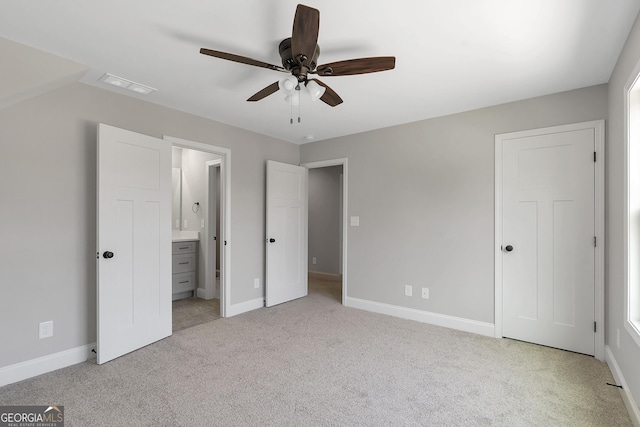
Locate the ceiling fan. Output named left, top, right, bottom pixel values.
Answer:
left=200, top=4, right=396, bottom=107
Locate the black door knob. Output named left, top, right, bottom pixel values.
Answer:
left=103, top=251, right=114, bottom=259
left=505, top=245, right=514, bottom=252
left=269, top=238, right=276, bottom=243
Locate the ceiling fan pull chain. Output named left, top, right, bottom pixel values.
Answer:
left=290, top=95, right=294, bottom=124
left=297, top=85, right=302, bottom=124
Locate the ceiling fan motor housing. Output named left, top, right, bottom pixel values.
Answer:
left=279, top=37, right=320, bottom=81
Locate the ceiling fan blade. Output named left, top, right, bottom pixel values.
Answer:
left=291, top=4, right=319, bottom=67
left=247, top=82, right=280, bottom=102
left=200, top=48, right=287, bottom=72
left=316, top=57, right=396, bottom=76
left=310, top=79, right=343, bottom=107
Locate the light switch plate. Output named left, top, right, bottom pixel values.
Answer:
left=350, top=216, right=360, bottom=226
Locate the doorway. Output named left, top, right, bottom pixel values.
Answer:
left=494, top=120, right=605, bottom=360
left=170, top=147, right=222, bottom=330
left=303, top=158, right=348, bottom=305
left=165, top=135, right=231, bottom=318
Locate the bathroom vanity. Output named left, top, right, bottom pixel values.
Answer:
left=172, top=231, right=199, bottom=300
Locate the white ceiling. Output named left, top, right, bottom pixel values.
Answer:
left=1, top=1, right=639, bottom=143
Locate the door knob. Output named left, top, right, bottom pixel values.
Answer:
left=103, top=251, right=114, bottom=259
left=505, top=245, right=514, bottom=252
left=269, top=238, right=276, bottom=243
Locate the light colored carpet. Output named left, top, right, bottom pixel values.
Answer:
left=0, top=277, right=631, bottom=426
left=172, top=296, right=220, bottom=332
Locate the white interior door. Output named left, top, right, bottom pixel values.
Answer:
left=97, top=124, right=172, bottom=364
left=266, top=160, right=308, bottom=307
left=501, top=127, right=595, bottom=355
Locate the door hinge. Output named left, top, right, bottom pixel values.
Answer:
left=594, top=151, right=597, bottom=162
left=594, top=321, right=597, bottom=333
left=594, top=236, right=597, bottom=247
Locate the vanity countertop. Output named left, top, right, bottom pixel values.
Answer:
left=172, top=230, right=200, bottom=242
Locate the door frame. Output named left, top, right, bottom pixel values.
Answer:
left=164, top=136, right=231, bottom=318
left=205, top=159, right=221, bottom=300
left=494, top=120, right=605, bottom=360
left=301, top=158, right=348, bottom=306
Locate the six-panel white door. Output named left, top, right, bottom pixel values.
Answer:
left=265, top=160, right=308, bottom=307
left=502, top=127, right=595, bottom=355
left=97, top=124, right=172, bottom=364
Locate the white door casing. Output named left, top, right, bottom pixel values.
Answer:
left=266, top=160, right=308, bottom=307
left=97, top=124, right=172, bottom=364
left=495, top=120, right=605, bottom=359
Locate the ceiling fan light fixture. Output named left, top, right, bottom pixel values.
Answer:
left=306, top=80, right=326, bottom=101
left=284, top=91, right=300, bottom=106
left=278, top=76, right=298, bottom=93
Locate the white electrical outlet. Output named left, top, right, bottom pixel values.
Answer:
left=183, top=219, right=188, bottom=229
left=421, top=288, right=429, bottom=299
left=350, top=216, right=360, bottom=226
left=201, top=219, right=205, bottom=228
left=312, top=257, right=317, bottom=265
left=254, top=278, right=260, bottom=289
left=39, top=321, right=53, bottom=339
left=617, top=328, right=621, bottom=349
left=175, top=220, right=180, bottom=229
left=404, top=285, right=412, bottom=297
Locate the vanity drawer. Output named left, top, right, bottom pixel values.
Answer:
left=172, top=253, right=196, bottom=274
left=172, top=241, right=196, bottom=255
left=172, top=272, right=196, bottom=293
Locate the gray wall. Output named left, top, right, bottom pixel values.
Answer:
left=308, top=166, right=342, bottom=275
left=0, top=81, right=298, bottom=368
left=301, top=84, right=608, bottom=323
left=606, top=11, right=640, bottom=409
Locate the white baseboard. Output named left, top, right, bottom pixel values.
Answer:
left=0, top=343, right=96, bottom=387
left=225, top=297, right=264, bottom=317
left=345, top=296, right=495, bottom=337
left=606, top=346, right=640, bottom=427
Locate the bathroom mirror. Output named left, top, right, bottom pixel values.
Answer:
left=172, top=167, right=182, bottom=230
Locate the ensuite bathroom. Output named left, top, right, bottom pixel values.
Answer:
left=171, top=146, right=222, bottom=330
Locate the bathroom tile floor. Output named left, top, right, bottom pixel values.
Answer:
left=172, top=297, right=221, bottom=332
